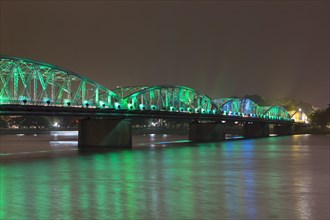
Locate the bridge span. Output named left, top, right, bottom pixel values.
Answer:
left=0, top=56, right=308, bottom=149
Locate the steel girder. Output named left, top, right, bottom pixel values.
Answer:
left=0, top=56, right=120, bottom=108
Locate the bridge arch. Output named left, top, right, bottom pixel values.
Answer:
left=262, top=106, right=291, bottom=120
left=0, top=56, right=120, bottom=108
left=213, top=98, right=263, bottom=116
left=121, top=85, right=218, bottom=113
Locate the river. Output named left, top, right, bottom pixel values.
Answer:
left=0, top=132, right=329, bottom=219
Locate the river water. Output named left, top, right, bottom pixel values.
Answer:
left=0, top=132, right=329, bottom=220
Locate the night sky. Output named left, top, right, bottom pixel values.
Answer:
left=1, top=1, right=329, bottom=108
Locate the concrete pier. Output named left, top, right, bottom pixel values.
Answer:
left=243, top=122, right=269, bottom=138
left=78, top=118, right=132, bottom=150
left=189, top=122, right=225, bottom=142
left=273, top=124, right=294, bottom=136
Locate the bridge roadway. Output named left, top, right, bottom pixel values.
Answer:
left=0, top=104, right=304, bottom=150
left=0, top=104, right=293, bottom=125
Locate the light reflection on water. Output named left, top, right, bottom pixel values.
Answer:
left=49, top=141, right=78, bottom=146
left=0, top=134, right=329, bottom=219
left=50, top=130, right=78, bottom=136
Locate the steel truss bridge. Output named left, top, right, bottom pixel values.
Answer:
left=0, top=56, right=308, bottom=124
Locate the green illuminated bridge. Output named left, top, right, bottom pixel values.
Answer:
left=0, top=56, right=308, bottom=148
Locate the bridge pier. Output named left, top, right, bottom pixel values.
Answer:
left=189, top=122, right=225, bottom=142
left=78, top=118, right=132, bottom=150
left=272, top=124, right=294, bottom=136
left=243, top=122, right=269, bottom=138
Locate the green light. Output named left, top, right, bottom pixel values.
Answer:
left=64, top=99, right=71, bottom=107
left=83, top=100, right=90, bottom=107
left=43, top=97, right=51, bottom=105
left=1, top=56, right=121, bottom=108
left=0, top=96, right=9, bottom=104
left=99, top=101, right=107, bottom=108
left=139, top=104, right=146, bottom=110
left=150, top=105, right=157, bottom=111
left=114, top=102, right=121, bottom=109
left=127, top=103, right=134, bottom=110
left=0, top=166, right=6, bottom=219
left=1, top=56, right=291, bottom=118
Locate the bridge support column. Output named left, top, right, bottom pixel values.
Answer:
left=243, top=122, right=269, bottom=138
left=189, top=122, right=225, bottom=142
left=78, top=118, right=132, bottom=150
left=273, top=124, right=294, bottom=136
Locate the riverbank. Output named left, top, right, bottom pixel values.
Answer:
left=295, top=127, right=330, bottom=135
left=0, top=128, right=76, bottom=135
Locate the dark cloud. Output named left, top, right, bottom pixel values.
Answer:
left=1, top=1, right=329, bottom=107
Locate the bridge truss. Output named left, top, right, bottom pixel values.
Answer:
left=1, top=56, right=305, bottom=122
left=119, top=85, right=218, bottom=113
left=0, top=56, right=120, bottom=108
left=213, top=98, right=297, bottom=121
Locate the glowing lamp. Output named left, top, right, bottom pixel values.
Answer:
left=19, top=96, right=29, bottom=105
left=139, top=104, right=146, bottom=110
left=83, top=100, right=90, bottom=108
left=64, top=99, right=71, bottom=106
left=127, top=104, right=134, bottom=110
left=150, top=105, right=157, bottom=111
left=114, top=102, right=121, bottom=110
left=99, top=101, right=107, bottom=108
left=0, top=96, right=9, bottom=104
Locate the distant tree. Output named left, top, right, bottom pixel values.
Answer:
left=8, top=116, right=50, bottom=129
left=243, top=95, right=265, bottom=105
left=59, top=116, right=79, bottom=128
left=0, top=118, right=8, bottom=128
left=309, top=106, right=330, bottom=129
left=268, top=97, right=313, bottom=114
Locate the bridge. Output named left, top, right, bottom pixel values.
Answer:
left=0, top=56, right=308, bottom=149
